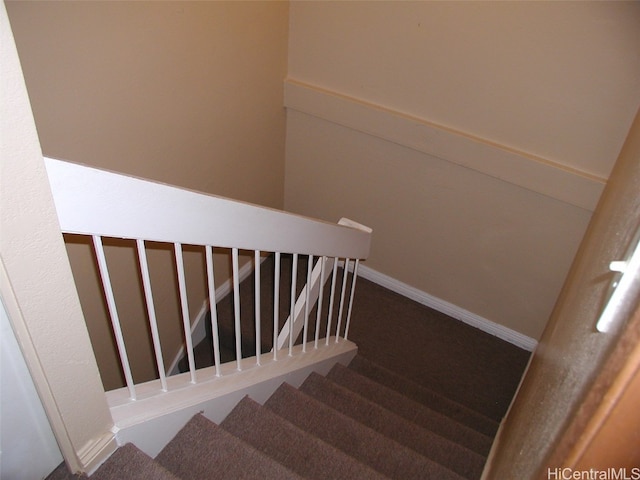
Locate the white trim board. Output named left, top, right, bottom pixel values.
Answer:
left=284, top=79, right=605, bottom=212
left=357, top=265, right=538, bottom=352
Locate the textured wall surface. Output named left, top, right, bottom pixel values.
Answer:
left=1, top=1, right=114, bottom=470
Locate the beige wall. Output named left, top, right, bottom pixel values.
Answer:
left=6, top=1, right=288, bottom=206
left=284, top=1, right=640, bottom=339
left=6, top=1, right=289, bottom=388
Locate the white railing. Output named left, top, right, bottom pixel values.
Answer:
left=44, top=157, right=371, bottom=454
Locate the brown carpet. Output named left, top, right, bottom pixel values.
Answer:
left=154, top=414, right=303, bottom=480
left=264, top=383, right=466, bottom=480
left=220, top=396, right=389, bottom=480
left=326, top=362, right=493, bottom=455
left=46, top=444, right=179, bottom=480
left=298, top=372, right=485, bottom=479
left=348, top=277, right=530, bottom=421
left=48, top=258, right=530, bottom=479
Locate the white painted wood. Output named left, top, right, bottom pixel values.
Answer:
left=166, top=300, right=209, bottom=377
left=36, top=156, right=374, bottom=472
left=344, top=259, right=360, bottom=340
left=167, top=257, right=260, bottom=376
left=169, top=251, right=270, bottom=377
left=92, top=236, right=137, bottom=400
left=338, top=217, right=373, bottom=234
left=302, top=255, right=314, bottom=351
left=357, top=265, right=538, bottom=351
left=273, top=252, right=282, bottom=361
left=288, top=254, right=299, bottom=356
left=231, top=248, right=242, bottom=370
left=335, top=258, right=351, bottom=341
left=110, top=339, right=358, bottom=458
left=76, top=432, right=121, bottom=476
left=205, top=246, right=222, bottom=377
left=174, top=244, right=196, bottom=384
left=254, top=250, right=262, bottom=365
left=275, top=216, right=373, bottom=349
left=326, top=257, right=340, bottom=346
left=284, top=79, right=605, bottom=212
left=276, top=256, right=335, bottom=351
left=315, top=256, right=327, bottom=348
left=136, top=240, right=167, bottom=392
left=44, top=157, right=371, bottom=259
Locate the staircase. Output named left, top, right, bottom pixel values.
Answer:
left=40, top=158, right=526, bottom=478
left=49, top=355, right=497, bottom=480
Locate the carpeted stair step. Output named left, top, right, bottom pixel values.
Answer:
left=348, top=355, right=499, bottom=437
left=300, top=372, right=485, bottom=480
left=45, top=444, right=180, bottom=480
left=91, top=444, right=179, bottom=480
left=327, top=362, right=493, bottom=455
left=221, top=396, right=392, bottom=480
left=155, top=414, right=303, bottom=480
left=265, top=383, right=466, bottom=480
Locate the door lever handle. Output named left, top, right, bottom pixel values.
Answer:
left=596, top=238, right=640, bottom=333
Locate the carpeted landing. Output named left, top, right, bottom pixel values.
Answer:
left=47, top=355, right=500, bottom=480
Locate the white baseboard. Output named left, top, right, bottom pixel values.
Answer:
left=77, top=431, right=118, bottom=475
left=357, top=265, right=538, bottom=352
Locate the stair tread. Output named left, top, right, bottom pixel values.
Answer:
left=45, top=444, right=179, bottom=480
left=349, top=355, right=499, bottom=436
left=155, top=414, right=304, bottom=480
left=301, top=372, right=485, bottom=479
left=265, top=383, right=467, bottom=480
left=91, top=444, right=179, bottom=480
left=328, top=362, right=493, bottom=455
left=221, top=396, right=392, bottom=480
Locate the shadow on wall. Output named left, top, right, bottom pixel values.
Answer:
left=64, top=235, right=212, bottom=391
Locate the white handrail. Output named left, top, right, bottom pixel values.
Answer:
left=44, top=158, right=371, bottom=259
